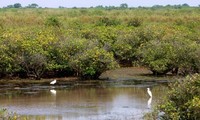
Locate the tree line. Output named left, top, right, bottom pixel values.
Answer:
left=3, top=3, right=39, bottom=8
left=2, top=3, right=200, bottom=9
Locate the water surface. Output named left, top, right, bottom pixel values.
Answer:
left=0, top=80, right=168, bottom=120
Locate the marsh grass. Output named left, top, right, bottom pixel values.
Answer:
left=1, top=7, right=199, bottom=28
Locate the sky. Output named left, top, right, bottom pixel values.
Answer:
left=0, top=0, right=199, bottom=8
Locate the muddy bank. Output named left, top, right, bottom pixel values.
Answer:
left=0, top=67, right=179, bottom=86
left=100, top=67, right=179, bottom=82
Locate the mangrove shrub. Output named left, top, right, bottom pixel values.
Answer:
left=69, top=47, right=119, bottom=79
left=137, top=28, right=200, bottom=75
left=158, top=74, right=200, bottom=119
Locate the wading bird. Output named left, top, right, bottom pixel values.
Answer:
left=50, top=79, right=57, bottom=85
left=147, top=88, right=152, bottom=98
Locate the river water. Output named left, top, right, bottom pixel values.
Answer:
left=0, top=79, right=168, bottom=120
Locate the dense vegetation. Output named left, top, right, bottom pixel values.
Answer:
left=0, top=108, right=18, bottom=119
left=0, top=7, right=200, bottom=79
left=145, top=74, right=200, bottom=119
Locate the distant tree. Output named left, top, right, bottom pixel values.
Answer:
left=105, top=6, right=116, bottom=10
left=27, top=3, right=39, bottom=8
left=152, top=5, right=163, bottom=8
left=13, top=3, right=22, bottom=8
left=120, top=3, right=128, bottom=9
left=174, top=5, right=182, bottom=9
left=182, top=3, right=190, bottom=7
left=138, top=6, right=143, bottom=8
left=95, top=5, right=104, bottom=9
left=59, top=6, right=65, bottom=8
left=165, top=4, right=171, bottom=7
left=6, top=5, right=14, bottom=8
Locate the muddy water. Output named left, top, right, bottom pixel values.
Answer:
left=0, top=80, right=168, bottom=120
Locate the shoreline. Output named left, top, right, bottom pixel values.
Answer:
left=0, top=67, right=181, bottom=85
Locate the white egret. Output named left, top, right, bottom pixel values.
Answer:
left=50, top=79, right=57, bottom=85
left=147, top=88, right=152, bottom=97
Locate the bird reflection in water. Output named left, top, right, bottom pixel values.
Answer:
left=147, top=97, right=152, bottom=109
left=50, top=89, right=57, bottom=95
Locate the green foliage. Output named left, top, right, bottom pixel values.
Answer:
left=111, top=29, right=140, bottom=65
left=45, top=42, right=68, bottom=71
left=0, top=31, right=22, bottom=76
left=0, top=7, right=200, bottom=79
left=120, top=3, right=128, bottom=9
left=45, top=16, right=61, bottom=27
left=96, top=17, right=121, bottom=26
left=0, top=43, right=14, bottom=76
left=137, top=26, right=200, bottom=75
left=112, top=38, right=133, bottom=61
left=21, top=53, right=47, bottom=80
left=26, top=3, right=39, bottom=8
left=138, top=40, right=176, bottom=75
left=69, top=47, right=119, bottom=79
left=157, top=74, right=200, bottom=119
left=127, top=17, right=143, bottom=27
left=0, top=27, right=55, bottom=79
left=13, top=3, right=22, bottom=8
left=175, top=40, right=200, bottom=75
left=0, top=108, right=18, bottom=120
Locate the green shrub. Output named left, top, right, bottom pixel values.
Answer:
left=127, top=17, right=143, bottom=27
left=45, top=16, right=61, bottom=27
left=0, top=44, right=14, bottom=77
left=96, top=17, right=121, bottom=26
left=21, top=53, right=47, bottom=80
left=137, top=26, right=200, bottom=75
left=69, top=47, right=119, bottom=79
left=157, top=74, right=200, bottom=119
left=0, top=108, right=18, bottom=120
left=112, top=38, right=133, bottom=63
left=111, top=30, right=140, bottom=66
left=137, top=39, right=176, bottom=75
left=0, top=30, right=24, bottom=77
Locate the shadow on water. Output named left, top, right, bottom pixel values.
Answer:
left=0, top=79, right=169, bottom=120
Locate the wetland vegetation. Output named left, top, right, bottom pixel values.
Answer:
left=0, top=5, right=200, bottom=80
left=0, top=4, right=200, bottom=119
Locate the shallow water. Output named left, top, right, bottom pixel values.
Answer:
left=0, top=80, right=168, bottom=120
